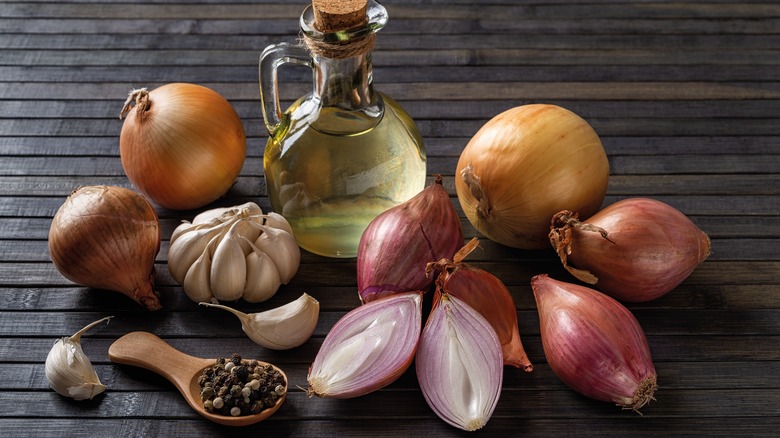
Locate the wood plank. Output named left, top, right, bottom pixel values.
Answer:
left=1, top=136, right=776, bottom=158
left=2, top=388, right=778, bottom=420
left=0, top=417, right=778, bottom=438
left=3, top=17, right=778, bottom=35
left=4, top=3, right=778, bottom=20
left=3, top=65, right=778, bottom=82
left=3, top=49, right=779, bottom=67
left=2, top=82, right=778, bottom=102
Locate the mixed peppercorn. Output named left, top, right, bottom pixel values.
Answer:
left=197, top=353, right=286, bottom=417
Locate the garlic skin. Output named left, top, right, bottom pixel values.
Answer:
left=45, top=316, right=113, bottom=400
left=167, top=202, right=300, bottom=303
left=199, top=293, right=319, bottom=350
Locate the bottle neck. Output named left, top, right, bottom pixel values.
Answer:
left=313, top=52, right=379, bottom=112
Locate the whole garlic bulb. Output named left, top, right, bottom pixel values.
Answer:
left=168, top=202, right=300, bottom=303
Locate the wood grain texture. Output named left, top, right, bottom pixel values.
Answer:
left=1, top=0, right=778, bottom=436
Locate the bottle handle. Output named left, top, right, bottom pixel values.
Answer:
left=259, top=42, right=312, bottom=135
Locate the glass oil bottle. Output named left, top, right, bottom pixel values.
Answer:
left=259, top=0, right=427, bottom=258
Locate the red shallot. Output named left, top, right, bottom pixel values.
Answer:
left=357, top=175, right=464, bottom=303
left=531, top=274, right=657, bottom=413
left=549, top=197, right=711, bottom=302
left=416, top=292, right=503, bottom=431
left=427, top=238, right=532, bottom=371
left=306, top=292, right=423, bottom=398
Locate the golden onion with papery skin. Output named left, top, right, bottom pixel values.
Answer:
left=455, top=104, right=609, bottom=249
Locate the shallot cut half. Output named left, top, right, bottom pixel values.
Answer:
left=428, top=238, right=532, bottom=370
left=306, top=292, right=423, bottom=399
left=416, top=293, right=503, bottom=431
left=531, top=274, right=657, bottom=413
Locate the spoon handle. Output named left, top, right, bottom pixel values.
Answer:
left=108, top=331, right=210, bottom=392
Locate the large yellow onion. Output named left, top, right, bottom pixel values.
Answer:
left=119, top=83, right=246, bottom=210
left=455, top=104, right=609, bottom=249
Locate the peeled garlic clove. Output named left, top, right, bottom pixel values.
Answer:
left=200, top=293, right=319, bottom=350
left=253, top=225, right=300, bottom=284
left=243, top=238, right=282, bottom=303
left=416, top=294, right=502, bottom=431
left=45, top=316, right=113, bottom=400
left=307, top=292, right=423, bottom=399
left=209, top=221, right=246, bottom=301
left=531, top=274, right=657, bottom=412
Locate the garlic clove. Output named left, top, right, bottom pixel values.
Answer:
left=416, top=293, right=503, bottom=431
left=242, top=237, right=282, bottom=303
left=307, top=292, right=423, bottom=399
left=45, top=316, right=113, bottom=400
left=253, top=225, right=300, bottom=284
left=168, top=220, right=229, bottom=284
left=209, top=221, right=247, bottom=301
left=199, top=293, right=319, bottom=350
left=261, top=212, right=293, bottom=236
left=182, top=236, right=218, bottom=303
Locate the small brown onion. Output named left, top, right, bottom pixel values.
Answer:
left=119, top=83, right=246, bottom=210
left=428, top=238, right=532, bottom=371
left=531, top=274, right=657, bottom=413
left=455, top=104, right=609, bottom=249
left=357, top=175, right=464, bottom=303
left=48, top=186, right=162, bottom=310
left=549, top=197, right=711, bottom=302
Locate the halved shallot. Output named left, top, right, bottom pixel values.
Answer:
left=416, top=293, right=503, bottom=431
left=427, top=238, right=532, bottom=370
left=531, top=274, right=657, bottom=413
left=306, top=292, right=423, bottom=399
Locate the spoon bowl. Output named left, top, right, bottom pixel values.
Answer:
left=109, top=331, right=287, bottom=427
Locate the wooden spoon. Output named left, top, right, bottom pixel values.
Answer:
left=108, top=331, right=287, bottom=427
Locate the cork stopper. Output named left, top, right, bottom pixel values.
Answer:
left=312, top=0, right=368, bottom=33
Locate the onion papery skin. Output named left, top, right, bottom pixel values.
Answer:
left=416, top=293, right=503, bottom=431
left=48, top=186, right=162, bottom=310
left=119, top=83, right=246, bottom=210
left=550, top=197, right=711, bottom=302
left=357, top=175, right=464, bottom=303
left=531, top=274, right=657, bottom=412
left=306, top=292, right=423, bottom=399
left=455, top=104, right=609, bottom=249
left=430, top=238, right=532, bottom=370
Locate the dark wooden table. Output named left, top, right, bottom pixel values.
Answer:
left=2, top=0, right=779, bottom=436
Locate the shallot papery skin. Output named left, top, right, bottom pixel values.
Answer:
left=48, top=186, right=161, bottom=310
left=550, top=197, right=711, bottom=302
left=531, top=274, right=657, bottom=413
left=357, top=175, right=464, bottom=303
left=430, top=238, right=532, bottom=371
